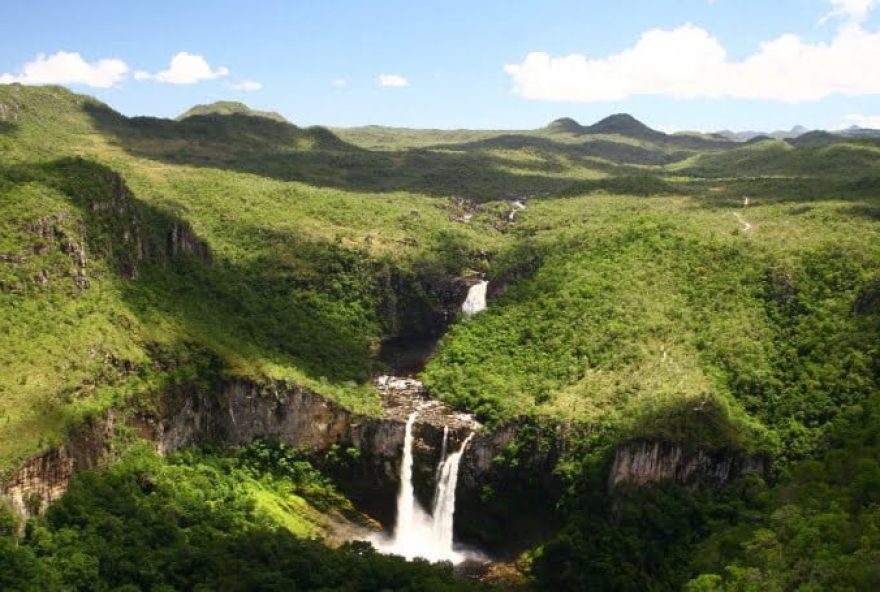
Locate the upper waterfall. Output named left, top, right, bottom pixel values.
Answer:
left=461, top=280, right=488, bottom=317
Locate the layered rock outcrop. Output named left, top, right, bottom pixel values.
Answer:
left=609, top=440, right=766, bottom=488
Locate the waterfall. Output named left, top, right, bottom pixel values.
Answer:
left=392, top=412, right=420, bottom=544
left=372, top=413, right=477, bottom=563
left=432, top=432, right=474, bottom=552
left=461, top=280, right=488, bottom=317
left=434, top=426, right=449, bottom=485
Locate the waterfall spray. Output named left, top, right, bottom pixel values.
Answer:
left=373, top=416, right=477, bottom=563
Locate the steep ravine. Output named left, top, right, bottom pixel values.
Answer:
left=0, top=377, right=482, bottom=523
left=1, top=189, right=768, bottom=555
left=1, top=376, right=766, bottom=551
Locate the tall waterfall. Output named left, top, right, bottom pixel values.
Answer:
left=462, top=280, right=488, bottom=317
left=393, top=413, right=420, bottom=545
left=434, top=426, right=449, bottom=485
left=373, top=412, right=476, bottom=563
left=431, top=432, right=474, bottom=552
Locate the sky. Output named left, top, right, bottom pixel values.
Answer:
left=2, top=0, right=880, bottom=131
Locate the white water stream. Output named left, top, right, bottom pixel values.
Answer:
left=461, top=281, right=488, bottom=317
left=372, top=412, right=477, bottom=563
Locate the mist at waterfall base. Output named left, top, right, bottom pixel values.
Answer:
left=369, top=413, right=484, bottom=564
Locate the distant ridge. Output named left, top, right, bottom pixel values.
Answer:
left=545, top=117, right=585, bottom=134
left=545, top=113, right=684, bottom=144
left=716, top=125, right=810, bottom=142
left=177, top=101, right=290, bottom=124
left=545, top=114, right=664, bottom=140
left=584, top=113, right=664, bottom=140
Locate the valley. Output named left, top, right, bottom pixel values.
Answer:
left=0, top=84, right=879, bottom=590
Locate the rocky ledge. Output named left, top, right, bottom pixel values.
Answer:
left=374, top=375, right=479, bottom=430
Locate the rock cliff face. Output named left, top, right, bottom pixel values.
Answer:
left=135, top=379, right=478, bottom=526
left=381, top=271, right=474, bottom=341
left=454, top=421, right=566, bottom=554
left=0, top=379, right=474, bottom=527
left=165, top=221, right=212, bottom=264
left=609, top=440, right=766, bottom=488
left=1, top=414, right=115, bottom=518
left=2, top=377, right=766, bottom=543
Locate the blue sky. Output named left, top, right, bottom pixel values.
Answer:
left=2, top=0, right=880, bottom=131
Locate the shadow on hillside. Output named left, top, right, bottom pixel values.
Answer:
left=841, top=204, right=880, bottom=221
left=6, top=157, right=378, bottom=384
left=0, top=120, right=16, bottom=135
left=622, top=396, right=757, bottom=453
left=434, top=134, right=689, bottom=166
left=82, top=103, right=581, bottom=201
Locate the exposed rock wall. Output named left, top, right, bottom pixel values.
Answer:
left=382, top=271, right=473, bottom=340
left=609, top=440, right=766, bottom=488
left=136, top=379, right=463, bottom=525
left=1, top=413, right=116, bottom=518
left=2, top=377, right=767, bottom=540
left=0, top=379, right=464, bottom=525
left=455, top=421, right=567, bottom=555
left=166, top=221, right=212, bottom=264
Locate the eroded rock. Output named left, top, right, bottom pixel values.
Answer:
left=609, top=440, right=766, bottom=488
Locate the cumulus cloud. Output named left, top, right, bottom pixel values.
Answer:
left=228, top=80, right=262, bottom=91
left=136, top=52, right=228, bottom=84
left=822, top=0, right=880, bottom=23
left=332, top=78, right=348, bottom=88
left=378, top=74, right=409, bottom=87
left=0, top=51, right=128, bottom=88
left=845, top=113, right=880, bottom=127
left=504, top=21, right=880, bottom=103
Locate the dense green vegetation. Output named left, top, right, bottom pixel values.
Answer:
left=527, top=391, right=880, bottom=591
left=424, top=189, right=879, bottom=589
left=0, top=442, right=487, bottom=591
left=0, top=84, right=507, bottom=467
left=425, top=193, right=879, bottom=456
left=177, top=100, right=290, bottom=123
left=1, top=84, right=879, bottom=590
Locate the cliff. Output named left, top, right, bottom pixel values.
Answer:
left=2, top=378, right=767, bottom=544
left=609, top=440, right=766, bottom=488
left=1, top=413, right=115, bottom=517
left=1, top=378, right=475, bottom=526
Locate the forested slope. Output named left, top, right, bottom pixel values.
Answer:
left=1, top=84, right=878, bottom=590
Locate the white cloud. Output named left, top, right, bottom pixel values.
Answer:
left=0, top=51, right=128, bottom=88
left=822, top=0, right=879, bottom=23
left=228, top=80, right=262, bottom=91
left=332, top=78, right=348, bottom=88
left=136, top=52, right=228, bottom=84
left=845, top=113, right=880, bottom=127
left=378, top=74, right=409, bottom=87
left=504, top=22, right=880, bottom=103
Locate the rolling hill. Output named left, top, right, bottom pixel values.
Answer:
left=1, top=84, right=879, bottom=591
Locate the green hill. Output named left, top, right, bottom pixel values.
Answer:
left=1, top=84, right=879, bottom=591
left=177, top=100, right=290, bottom=123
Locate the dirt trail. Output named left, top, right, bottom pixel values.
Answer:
left=733, top=212, right=752, bottom=232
